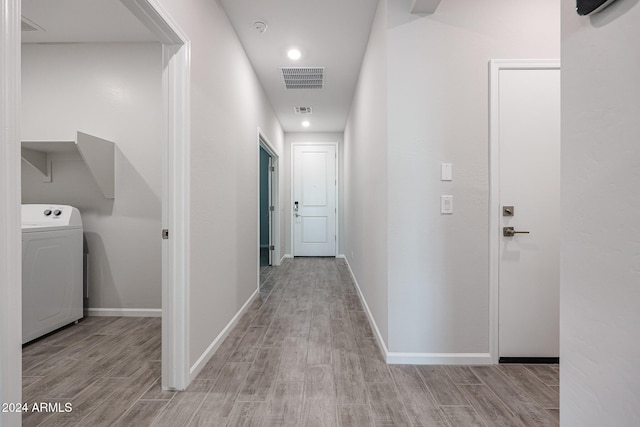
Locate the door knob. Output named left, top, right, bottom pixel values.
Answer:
left=503, top=227, right=530, bottom=237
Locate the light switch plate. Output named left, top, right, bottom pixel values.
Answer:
left=441, top=195, right=453, bottom=214
left=441, top=163, right=452, bottom=181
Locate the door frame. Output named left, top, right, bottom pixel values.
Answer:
left=0, top=1, right=23, bottom=423
left=488, top=59, right=561, bottom=363
left=290, top=142, right=339, bottom=257
left=257, top=128, right=280, bottom=283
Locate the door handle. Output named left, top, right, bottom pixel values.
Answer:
left=503, top=227, right=530, bottom=237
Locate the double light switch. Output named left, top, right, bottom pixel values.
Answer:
left=441, top=163, right=453, bottom=214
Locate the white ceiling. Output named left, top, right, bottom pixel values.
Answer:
left=219, top=0, right=379, bottom=133
left=21, top=0, right=379, bottom=133
left=21, top=0, right=157, bottom=43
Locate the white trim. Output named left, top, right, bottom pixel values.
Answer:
left=386, top=352, right=493, bottom=365
left=161, top=40, right=190, bottom=391
left=488, top=59, right=560, bottom=364
left=87, top=308, right=162, bottom=317
left=290, top=142, right=339, bottom=257
left=281, top=254, right=293, bottom=264
left=336, top=254, right=346, bottom=259
left=122, top=0, right=191, bottom=391
left=342, top=258, right=389, bottom=359
left=189, top=289, right=259, bottom=380
left=120, top=0, right=184, bottom=45
left=0, top=1, right=22, bottom=425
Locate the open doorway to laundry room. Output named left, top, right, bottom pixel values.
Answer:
left=15, top=2, right=190, bottom=417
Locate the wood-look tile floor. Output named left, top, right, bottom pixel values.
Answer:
left=22, top=257, right=559, bottom=426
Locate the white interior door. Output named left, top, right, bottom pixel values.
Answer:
left=496, top=64, right=560, bottom=358
left=293, top=144, right=336, bottom=256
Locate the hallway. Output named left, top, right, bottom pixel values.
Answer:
left=22, top=258, right=559, bottom=426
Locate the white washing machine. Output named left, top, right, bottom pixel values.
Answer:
left=22, top=204, right=83, bottom=344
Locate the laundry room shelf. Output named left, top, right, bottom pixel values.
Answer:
left=21, top=131, right=115, bottom=199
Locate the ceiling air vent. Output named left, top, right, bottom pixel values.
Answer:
left=294, top=106, right=313, bottom=114
left=281, top=67, right=324, bottom=90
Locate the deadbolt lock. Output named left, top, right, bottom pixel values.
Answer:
left=503, top=206, right=514, bottom=216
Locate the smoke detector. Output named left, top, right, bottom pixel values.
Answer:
left=252, top=20, right=268, bottom=33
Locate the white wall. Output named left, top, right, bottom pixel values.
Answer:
left=22, top=43, right=163, bottom=311
left=344, top=0, right=390, bottom=344
left=561, top=0, right=640, bottom=425
left=157, top=0, right=284, bottom=369
left=284, top=132, right=344, bottom=256
left=386, top=0, right=559, bottom=354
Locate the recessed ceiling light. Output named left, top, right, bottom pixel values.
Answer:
left=302, top=120, right=310, bottom=127
left=287, top=48, right=302, bottom=61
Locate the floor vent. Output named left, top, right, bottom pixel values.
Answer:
left=281, top=67, right=324, bottom=90
left=294, top=106, right=313, bottom=114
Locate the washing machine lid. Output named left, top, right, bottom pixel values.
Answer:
left=22, top=204, right=83, bottom=232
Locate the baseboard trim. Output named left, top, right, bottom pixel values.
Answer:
left=342, top=257, right=495, bottom=366
left=499, top=357, right=559, bottom=364
left=283, top=254, right=294, bottom=259
left=189, top=288, right=259, bottom=381
left=387, top=352, right=493, bottom=365
left=87, top=308, right=161, bottom=317
left=342, top=258, right=390, bottom=359
left=336, top=254, right=346, bottom=259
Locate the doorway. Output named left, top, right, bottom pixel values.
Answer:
left=258, top=130, right=280, bottom=279
left=107, top=0, right=191, bottom=390
left=489, top=60, right=561, bottom=362
left=291, top=143, right=338, bottom=257
left=0, top=2, right=190, bottom=409
left=259, top=146, right=273, bottom=267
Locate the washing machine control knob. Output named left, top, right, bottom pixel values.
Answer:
left=53, top=209, right=62, bottom=217
left=44, top=209, right=52, bottom=216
